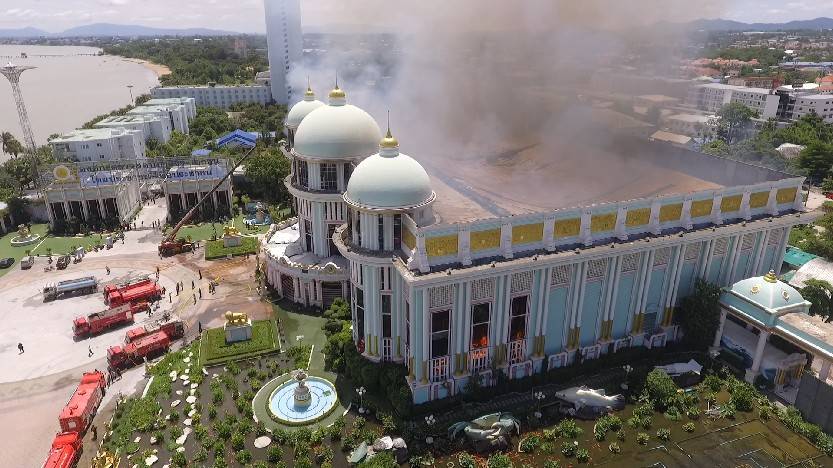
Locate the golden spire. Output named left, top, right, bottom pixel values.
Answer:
left=380, top=110, right=399, bottom=149
left=763, top=270, right=778, bottom=283
left=304, top=76, right=314, bottom=98
left=329, top=73, right=346, bottom=100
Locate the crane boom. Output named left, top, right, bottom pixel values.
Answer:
left=164, top=147, right=257, bottom=244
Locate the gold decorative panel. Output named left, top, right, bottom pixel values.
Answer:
left=512, top=223, right=544, bottom=244
left=690, top=199, right=714, bottom=218
left=776, top=187, right=798, bottom=204
left=425, top=234, right=458, bottom=257
left=625, top=208, right=650, bottom=227
left=402, top=228, right=415, bottom=250
left=749, top=191, right=769, bottom=209
left=591, top=213, right=617, bottom=233
left=659, top=203, right=682, bottom=223
left=470, top=229, right=500, bottom=251
left=554, top=218, right=581, bottom=238
left=720, top=195, right=742, bottom=213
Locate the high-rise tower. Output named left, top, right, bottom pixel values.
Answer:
left=1, top=62, right=38, bottom=154
left=264, top=0, right=303, bottom=105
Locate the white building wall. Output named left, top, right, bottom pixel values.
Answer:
left=264, top=0, right=303, bottom=104
left=151, top=86, right=272, bottom=109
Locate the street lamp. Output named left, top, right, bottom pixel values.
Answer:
left=424, top=414, right=436, bottom=444
left=127, top=84, right=134, bottom=104
left=534, top=391, right=546, bottom=419
left=622, top=365, right=633, bottom=390
left=356, top=386, right=366, bottom=414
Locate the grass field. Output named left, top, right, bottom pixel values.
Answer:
left=170, top=214, right=271, bottom=243
left=205, top=236, right=258, bottom=260
left=0, top=224, right=111, bottom=278
left=200, top=319, right=280, bottom=367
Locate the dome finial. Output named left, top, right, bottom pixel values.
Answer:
left=303, top=76, right=315, bottom=100
left=328, top=72, right=346, bottom=102
left=764, top=270, right=778, bottom=283
left=380, top=110, right=399, bottom=150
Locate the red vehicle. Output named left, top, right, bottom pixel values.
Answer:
left=125, top=320, right=184, bottom=344
left=73, top=302, right=148, bottom=338
left=59, top=371, right=105, bottom=434
left=107, top=321, right=184, bottom=370
left=102, top=276, right=150, bottom=299
left=42, top=432, right=82, bottom=468
left=105, top=278, right=161, bottom=307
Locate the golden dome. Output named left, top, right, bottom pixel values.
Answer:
left=328, top=85, right=346, bottom=100
left=763, top=270, right=778, bottom=283
left=380, top=128, right=399, bottom=149
left=304, top=86, right=315, bottom=98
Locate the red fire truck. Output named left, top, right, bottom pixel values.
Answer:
left=107, top=321, right=184, bottom=370
left=72, top=302, right=148, bottom=338
left=124, top=320, right=184, bottom=344
left=41, top=432, right=82, bottom=468
left=105, top=278, right=161, bottom=307
left=58, top=371, right=105, bottom=434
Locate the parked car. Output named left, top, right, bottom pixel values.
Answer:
left=0, top=257, right=14, bottom=268
left=20, top=255, right=34, bottom=269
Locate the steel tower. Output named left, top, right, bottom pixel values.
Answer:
left=0, top=62, right=38, bottom=154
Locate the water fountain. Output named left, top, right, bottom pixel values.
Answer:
left=267, top=370, right=338, bottom=425
left=10, top=224, right=41, bottom=247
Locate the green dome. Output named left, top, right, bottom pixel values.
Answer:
left=729, top=271, right=807, bottom=311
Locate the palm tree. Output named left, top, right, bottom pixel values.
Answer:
left=1, top=132, right=18, bottom=157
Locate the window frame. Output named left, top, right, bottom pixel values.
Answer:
left=430, top=309, right=451, bottom=360
left=470, top=301, right=491, bottom=349
left=508, top=295, right=529, bottom=342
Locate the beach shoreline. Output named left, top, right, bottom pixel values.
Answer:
left=122, top=57, right=171, bottom=78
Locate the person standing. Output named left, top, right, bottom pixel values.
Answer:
left=17, top=343, right=24, bottom=354
left=88, top=345, right=94, bottom=357
left=193, top=294, right=197, bottom=305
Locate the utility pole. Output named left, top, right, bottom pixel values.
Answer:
left=1, top=62, right=39, bottom=190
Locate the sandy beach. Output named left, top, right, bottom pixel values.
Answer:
left=123, top=58, right=171, bottom=78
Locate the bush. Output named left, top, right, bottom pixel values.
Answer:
left=194, top=447, right=208, bottom=462
left=213, top=440, right=225, bottom=456
left=519, top=435, right=541, bottom=453
left=637, top=432, right=650, bottom=445
left=235, top=449, right=252, bottom=465
left=576, top=447, right=590, bottom=463
left=556, top=419, right=583, bottom=439
left=487, top=453, right=514, bottom=468
left=728, top=380, right=756, bottom=412
left=543, top=461, right=562, bottom=468
left=703, top=374, right=723, bottom=392
left=171, top=451, right=187, bottom=467
left=561, top=441, right=578, bottom=457
left=457, top=453, right=477, bottom=468
left=542, top=428, right=558, bottom=441
left=267, top=445, right=283, bottom=462
left=683, top=422, right=696, bottom=433
left=645, top=369, right=679, bottom=409
left=616, top=429, right=626, bottom=441
left=657, top=428, right=671, bottom=441
left=609, top=442, right=621, bottom=453
left=687, top=407, right=701, bottom=420
left=231, top=431, right=245, bottom=451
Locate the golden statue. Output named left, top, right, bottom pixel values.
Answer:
left=225, top=311, right=249, bottom=325
left=91, top=450, right=120, bottom=468
left=223, top=224, right=241, bottom=237
left=17, top=224, right=30, bottom=238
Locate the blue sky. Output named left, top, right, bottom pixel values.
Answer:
left=2, top=0, right=833, bottom=33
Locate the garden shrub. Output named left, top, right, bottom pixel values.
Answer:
left=683, top=422, right=696, bottom=433
left=657, top=428, right=671, bottom=441
left=171, top=451, right=187, bottom=467
left=702, top=374, right=723, bottom=392
left=728, top=380, right=756, bottom=412
left=267, top=445, right=283, bottom=462
left=231, top=431, right=245, bottom=450
left=561, top=441, right=578, bottom=457
left=542, top=428, right=558, bottom=441
left=235, top=449, right=252, bottom=465
left=576, top=447, right=590, bottom=463
left=457, top=453, right=477, bottom=468
left=519, top=435, right=541, bottom=453
left=645, top=369, right=679, bottom=410
left=486, top=453, right=514, bottom=468
left=609, top=442, right=621, bottom=453
left=556, top=419, right=583, bottom=439
left=213, top=440, right=225, bottom=456
left=194, top=448, right=208, bottom=463
left=616, top=429, right=626, bottom=441
left=543, top=461, right=562, bottom=468
left=637, top=432, right=649, bottom=445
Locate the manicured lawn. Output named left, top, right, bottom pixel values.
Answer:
left=169, top=214, right=271, bottom=243
left=200, top=319, right=280, bottom=367
left=205, top=236, right=258, bottom=260
left=0, top=223, right=111, bottom=278
left=272, top=302, right=328, bottom=372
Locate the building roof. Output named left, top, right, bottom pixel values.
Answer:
left=191, top=149, right=212, bottom=157
left=789, top=256, right=833, bottom=289
left=650, top=131, right=692, bottom=145
left=728, top=271, right=808, bottom=313
left=783, top=246, right=818, bottom=269
left=293, top=88, right=381, bottom=160
left=666, top=114, right=710, bottom=124
left=286, top=89, right=325, bottom=130
left=51, top=128, right=128, bottom=143
left=216, top=129, right=258, bottom=149
left=145, top=98, right=193, bottom=106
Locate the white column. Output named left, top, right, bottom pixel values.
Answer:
left=820, top=359, right=831, bottom=382
left=649, top=199, right=661, bottom=235
left=614, top=206, right=628, bottom=241
left=746, top=329, right=770, bottom=383
left=712, top=194, right=723, bottom=225
left=500, top=223, right=513, bottom=259
left=682, top=198, right=693, bottom=230
left=741, top=191, right=752, bottom=221
left=544, top=216, right=556, bottom=251
left=712, top=309, right=727, bottom=349
left=458, top=229, right=471, bottom=266
left=580, top=210, right=592, bottom=246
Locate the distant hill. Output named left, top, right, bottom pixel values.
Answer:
left=687, top=17, right=833, bottom=32
left=0, top=27, right=49, bottom=38
left=0, top=23, right=238, bottom=38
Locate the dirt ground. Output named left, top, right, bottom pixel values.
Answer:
left=0, top=200, right=271, bottom=468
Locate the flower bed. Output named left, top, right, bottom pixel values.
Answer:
left=200, top=320, right=280, bottom=367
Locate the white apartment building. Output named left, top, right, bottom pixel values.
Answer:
left=687, top=83, right=780, bottom=119
left=264, top=0, right=303, bottom=104
left=50, top=128, right=145, bottom=162
left=94, top=114, right=173, bottom=144
left=144, top=97, right=197, bottom=120
left=661, top=113, right=711, bottom=137
left=128, top=103, right=190, bottom=134
left=792, top=95, right=833, bottom=123
left=151, top=84, right=272, bottom=109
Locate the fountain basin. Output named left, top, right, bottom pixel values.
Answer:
left=267, top=375, right=338, bottom=425
left=10, top=234, right=41, bottom=247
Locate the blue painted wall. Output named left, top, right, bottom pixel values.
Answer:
left=677, top=263, right=697, bottom=299
left=579, top=281, right=604, bottom=346
left=612, top=274, right=636, bottom=338
left=545, top=287, right=569, bottom=354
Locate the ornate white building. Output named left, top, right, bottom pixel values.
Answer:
left=265, top=84, right=815, bottom=404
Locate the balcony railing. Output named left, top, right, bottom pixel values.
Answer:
left=430, top=356, right=450, bottom=383
left=468, top=346, right=492, bottom=374
left=381, top=338, right=393, bottom=361
left=508, top=339, right=527, bottom=365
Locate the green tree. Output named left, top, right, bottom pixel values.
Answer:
left=797, top=142, right=833, bottom=184
left=800, top=279, right=833, bottom=323
left=677, top=279, right=722, bottom=350
left=3, top=157, right=33, bottom=191
left=716, top=102, right=757, bottom=144
left=242, top=148, right=290, bottom=203
left=644, top=369, right=678, bottom=409
left=1, top=131, right=21, bottom=156
left=702, top=139, right=730, bottom=157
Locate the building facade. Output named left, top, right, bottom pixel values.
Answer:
left=50, top=128, right=145, bottom=162
left=264, top=85, right=812, bottom=404
left=42, top=167, right=141, bottom=228
left=128, top=103, right=190, bottom=134
left=94, top=114, right=173, bottom=144
left=163, top=163, right=233, bottom=223
left=264, top=0, right=303, bottom=105
left=151, top=85, right=272, bottom=109
left=687, top=83, right=780, bottom=119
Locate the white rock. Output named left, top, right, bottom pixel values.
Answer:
left=212, top=373, right=218, bottom=378
left=188, top=409, right=196, bottom=418
left=175, top=432, right=188, bottom=445
left=183, top=418, right=192, bottom=426
left=134, top=436, right=141, bottom=443
left=182, top=380, right=190, bottom=387
left=170, top=400, right=181, bottom=407
left=190, top=383, right=198, bottom=389
left=176, top=447, right=185, bottom=453
left=203, top=368, right=209, bottom=376
left=186, top=396, right=197, bottom=404
left=175, top=390, right=182, bottom=396
left=149, top=436, right=158, bottom=445
left=145, top=455, right=158, bottom=466
left=164, top=414, right=170, bottom=421
left=179, top=374, right=187, bottom=381
left=169, top=371, right=177, bottom=380
left=183, top=357, right=190, bottom=363
left=183, top=368, right=189, bottom=374
left=189, top=389, right=195, bottom=396
left=254, top=436, right=272, bottom=449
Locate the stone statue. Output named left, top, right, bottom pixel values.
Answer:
left=17, top=224, right=30, bottom=238
left=449, top=412, right=519, bottom=453
left=223, top=224, right=241, bottom=237
left=224, top=311, right=249, bottom=325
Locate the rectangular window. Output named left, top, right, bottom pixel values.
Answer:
left=327, top=224, right=337, bottom=257
left=378, top=216, right=385, bottom=250
left=431, top=309, right=450, bottom=359
left=355, top=211, right=362, bottom=246
left=343, top=163, right=353, bottom=187
left=470, top=302, right=490, bottom=349
left=298, top=160, right=309, bottom=188
left=320, top=163, right=337, bottom=191
left=382, top=295, right=392, bottom=338
left=303, top=219, right=312, bottom=252
left=393, top=214, right=402, bottom=250
left=509, top=296, right=528, bottom=341
left=355, top=287, right=365, bottom=338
